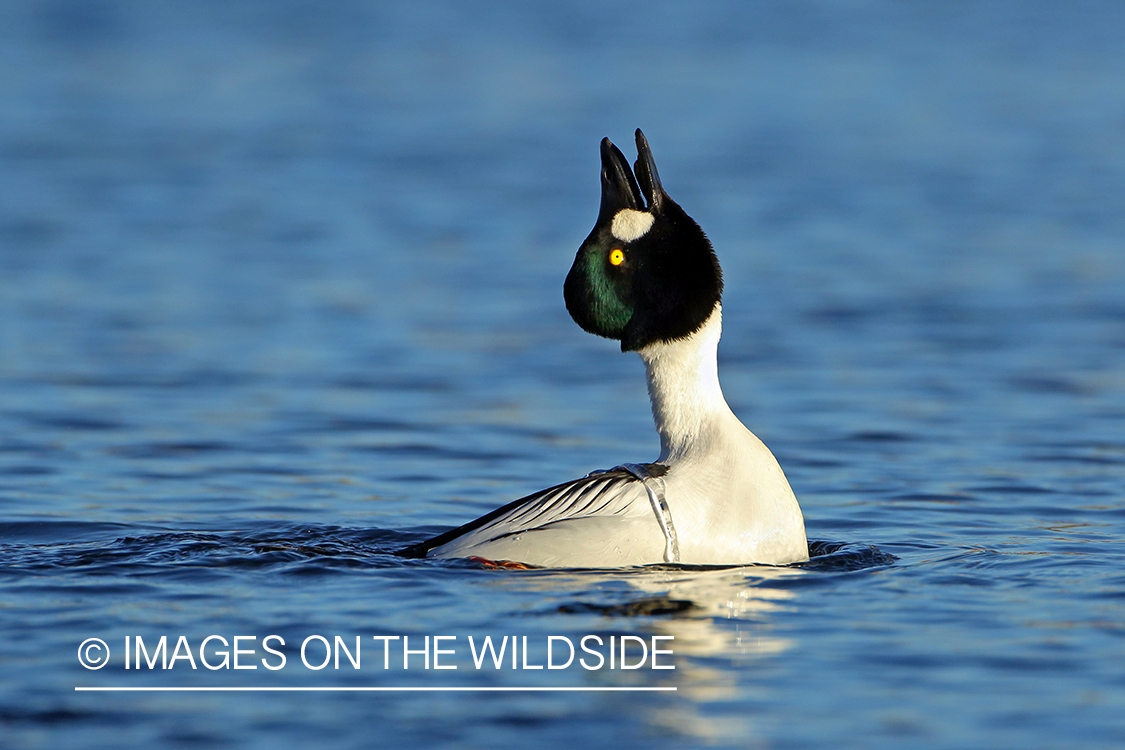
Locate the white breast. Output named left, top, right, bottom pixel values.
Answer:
left=638, top=306, right=808, bottom=564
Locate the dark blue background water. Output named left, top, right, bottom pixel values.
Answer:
left=2, top=1, right=1124, bottom=748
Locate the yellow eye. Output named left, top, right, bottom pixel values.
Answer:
left=609, top=248, right=626, bottom=266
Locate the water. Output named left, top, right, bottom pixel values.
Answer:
left=2, top=1, right=1124, bottom=747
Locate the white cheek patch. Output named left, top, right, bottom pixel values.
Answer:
left=611, top=209, right=655, bottom=243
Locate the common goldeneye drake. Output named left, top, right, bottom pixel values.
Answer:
left=400, top=130, right=807, bottom=567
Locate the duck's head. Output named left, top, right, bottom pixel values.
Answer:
left=564, top=129, right=723, bottom=352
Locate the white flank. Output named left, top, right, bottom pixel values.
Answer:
left=611, top=209, right=655, bottom=243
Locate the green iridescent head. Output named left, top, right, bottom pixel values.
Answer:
left=563, top=130, right=723, bottom=352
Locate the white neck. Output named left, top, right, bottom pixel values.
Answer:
left=638, top=305, right=736, bottom=462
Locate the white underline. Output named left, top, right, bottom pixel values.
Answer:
left=75, top=686, right=676, bottom=692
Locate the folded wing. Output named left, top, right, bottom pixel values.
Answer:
left=398, top=466, right=668, bottom=567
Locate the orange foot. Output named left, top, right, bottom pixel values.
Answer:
left=468, top=556, right=536, bottom=570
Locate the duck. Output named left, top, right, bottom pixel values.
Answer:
left=399, top=129, right=808, bottom=568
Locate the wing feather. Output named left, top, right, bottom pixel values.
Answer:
left=397, top=466, right=662, bottom=560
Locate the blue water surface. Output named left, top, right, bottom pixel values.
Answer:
left=2, top=1, right=1124, bottom=748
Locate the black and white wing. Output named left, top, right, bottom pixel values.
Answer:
left=398, top=465, right=669, bottom=568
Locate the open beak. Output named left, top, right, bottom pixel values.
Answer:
left=597, top=128, right=666, bottom=223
